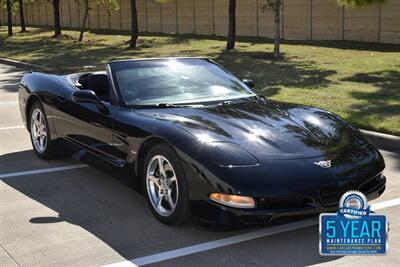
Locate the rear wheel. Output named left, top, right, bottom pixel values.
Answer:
left=29, top=102, right=64, bottom=159
left=143, top=143, right=191, bottom=225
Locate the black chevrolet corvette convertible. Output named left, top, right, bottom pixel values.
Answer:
left=18, top=58, right=386, bottom=225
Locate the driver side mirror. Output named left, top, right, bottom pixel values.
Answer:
left=242, top=79, right=255, bottom=89
left=72, top=90, right=109, bottom=114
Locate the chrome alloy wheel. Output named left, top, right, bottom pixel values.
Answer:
left=30, top=108, right=47, bottom=153
left=146, top=155, right=179, bottom=217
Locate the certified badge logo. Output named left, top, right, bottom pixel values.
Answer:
left=338, top=190, right=370, bottom=219
left=319, top=190, right=388, bottom=255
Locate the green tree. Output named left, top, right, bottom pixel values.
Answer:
left=48, top=0, right=62, bottom=38
left=78, top=0, right=89, bottom=41
left=16, top=0, right=26, bottom=32
left=78, top=0, right=118, bottom=42
left=226, top=0, right=236, bottom=50
left=260, top=0, right=282, bottom=59
left=337, top=0, right=386, bottom=7
left=129, top=0, right=138, bottom=48
left=2, top=0, right=27, bottom=34
left=6, top=0, right=13, bottom=36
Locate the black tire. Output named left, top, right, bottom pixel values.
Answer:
left=29, top=101, right=65, bottom=159
left=142, top=143, right=191, bottom=226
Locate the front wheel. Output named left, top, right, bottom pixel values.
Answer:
left=143, top=143, right=191, bottom=225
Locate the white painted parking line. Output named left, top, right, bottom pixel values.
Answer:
left=371, top=198, right=400, bottom=210
left=0, top=101, right=19, bottom=106
left=0, top=164, right=89, bottom=180
left=0, top=125, right=25, bottom=130
left=103, top=198, right=400, bottom=267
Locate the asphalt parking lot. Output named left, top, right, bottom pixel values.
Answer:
left=0, top=63, right=399, bottom=267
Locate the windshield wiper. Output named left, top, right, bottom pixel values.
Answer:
left=218, top=100, right=232, bottom=106
left=156, top=103, right=204, bottom=108
left=156, top=103, right=179, bottom=108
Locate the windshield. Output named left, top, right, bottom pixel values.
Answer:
left=109, top=58, right=256, bottom=106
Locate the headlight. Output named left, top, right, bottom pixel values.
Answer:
left=199, top=141, right=259, bottom=167
left=210, top=193, right=255, bottom=209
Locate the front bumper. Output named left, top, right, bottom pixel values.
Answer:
left=191, top=174, right=386, bottom=225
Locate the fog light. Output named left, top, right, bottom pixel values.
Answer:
left=209, top=193, right=255, bottom=209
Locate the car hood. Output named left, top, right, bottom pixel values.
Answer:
left=136, top=99, right=367, bottom=161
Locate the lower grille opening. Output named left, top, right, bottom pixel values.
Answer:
left=256, top=197, right=314, bottom=210
left=240, top=215, right=271, bottom=224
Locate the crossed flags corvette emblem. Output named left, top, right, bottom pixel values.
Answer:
left=313, top=160, right=332, bottom=168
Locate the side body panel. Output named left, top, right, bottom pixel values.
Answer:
left=51, top=88, right=119, bottom=164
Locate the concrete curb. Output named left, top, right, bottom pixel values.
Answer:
left=0, top=58, right=50, bottom=72
left=360, top=129, right=400, bottom=153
